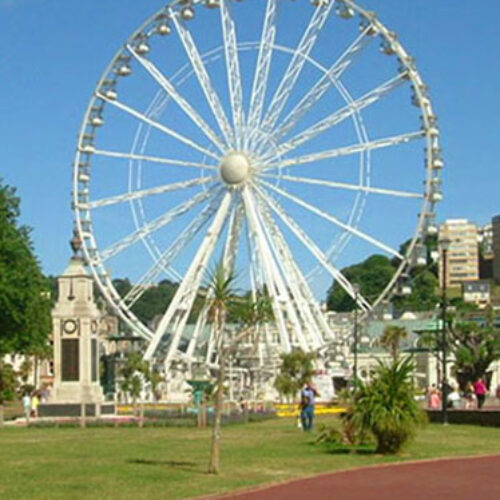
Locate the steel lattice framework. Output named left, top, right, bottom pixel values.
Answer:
left=72, top=0, right=443, bottom=376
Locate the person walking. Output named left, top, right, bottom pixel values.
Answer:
left=30, top=393, right=40, bottom=419
left=22, top=393, right=31, bottom=423
left=300, top=382, right=319, bottom=431
left=473, top=378, right=488, bottom=409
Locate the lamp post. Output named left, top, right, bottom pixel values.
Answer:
left=352, top=283, right=360, bottom=386
left=439, top=236, right=451, bottom=425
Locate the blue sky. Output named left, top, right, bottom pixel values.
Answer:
left=1, top=0, right=499, bottom=296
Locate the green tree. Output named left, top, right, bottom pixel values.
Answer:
left=206, top=262, right=235, bottom=475
left=274, top=349, right=316, bottom=401
left=0, top=361, right=17, bottom=426
left=379, top=325, right=408, bottom=361
left=0, top=179, right=52, bottom=357
left=349, top=357, right=425, bottom=454
left=326, top=255, right=395, bottom=312
left=120, top=352, right=149, bottom=417
left=450, top=310, right=500, bottom=388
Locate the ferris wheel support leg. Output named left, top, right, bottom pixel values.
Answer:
left=260, top=212, right=315, bottom=352
left=243, top=188, right=295, bottom=353
left=259, top=202, right=324, bottom=350
left=143, top=192, right=232, bottom=365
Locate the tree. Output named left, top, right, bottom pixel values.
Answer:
left=0, top=361, right=17, bottom=426
left=417, top=308, right=500, bottom=389
left=349, top=357, right=425, bottom=454
left=379, top=325, right=408, bottom=362
left=0, top=179, right=52, bottom=422
left=450, top=310, right=500, bottom=388
left=0, top=179, right=52, bottom=357
left=120, top=352, right=149, bottom=418
left=326, top=255, right=395, bottom=312
left=274, top=349, right=316, bottom=402
left=206, top=262, right=235, bottom=475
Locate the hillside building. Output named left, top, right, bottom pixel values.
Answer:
left=439, top=219, right=479, bottom=288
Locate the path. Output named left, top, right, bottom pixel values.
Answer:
left=210, top=455, right=500, bottom=500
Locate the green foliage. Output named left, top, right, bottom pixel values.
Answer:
left=326, top=255, right=395, bottom=312
left=349, top=357, right=426, bottom=454
left=0, top=361, right=17, bottom=405
left=120, top=352, right=150, bottom=404
left=379, top=325, right=408, bottom=361
left=274, top=349, right=316, bottom=400
left=393, top=269, right=439, bottom=312
left=0, top=179, right=52, bottom=357
left=450, top=310, right=500, bottom=387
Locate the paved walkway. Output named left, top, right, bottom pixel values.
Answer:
left=212, top=455, right=500, bottom=500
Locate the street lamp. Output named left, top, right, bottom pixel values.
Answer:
left=352, top=283, right=360, bottom=386
left=439, top=236, right=451, bottom=425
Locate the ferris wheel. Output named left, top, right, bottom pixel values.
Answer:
left=73, top=0, right=443, bottom=371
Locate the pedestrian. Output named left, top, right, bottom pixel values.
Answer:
left=473, top=378, right=488, bottom=409
left=429, top=387, right=441, bottom=410
left=448, top=386, right=461, bottom=409
left=22, top=393, right=31, bottom=422
left=464, top=382, right=475, bottom=409
left=427, top=384, right=437, bottom=408
left=300, top=382, right=319, bottom=431
left=30, top=393, right=40, bottom=418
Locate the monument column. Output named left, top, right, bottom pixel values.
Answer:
left=47, top=233, right=105, bottom=412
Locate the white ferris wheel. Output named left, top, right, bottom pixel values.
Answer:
left=73, top=0, right=443, bottom=373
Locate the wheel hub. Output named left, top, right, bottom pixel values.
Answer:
left=220, top=152, right=250, bottom=185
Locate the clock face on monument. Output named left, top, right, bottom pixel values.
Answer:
left=62, top=319, right=79, bottom=335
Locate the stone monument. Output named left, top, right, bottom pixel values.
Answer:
left=40, top=232, right=114, bottom=417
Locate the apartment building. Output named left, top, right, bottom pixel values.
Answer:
left=493, top=215, right=500, bottom=283
left=439, top=219, right=479, bottom=288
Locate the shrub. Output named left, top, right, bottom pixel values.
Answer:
left=350, top=357, right=426, bottom=454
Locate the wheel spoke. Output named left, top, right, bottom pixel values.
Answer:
left=170, top=9, right=234, bottom=146
left=127, top=44, right=227, bottom=154
left=82, top=176, right=217, bottom=210
left=263, top=131, right=424, bottom=170
left=96, top=92, right=220, bottom=160
left=261, top=172, right=424, bottom=199
left=144, top=191, right=233, bottom=364
left=100, top=186, right=217, bottom=262
left=259, top=1, right=335, bottom=134
left=253, top=184, right=372, bottom=311
left=220, top=0, right=245, bottom=149
left=124, top=191, right=224, bottom=308
left=260, top=179, right=403, bottom=259
left=271, top=26, right=375, bottom=142
left=246, top=0, right=278, bottom=136
left=262, top=73, right=408, bottom=162
left=93, top=149, right=217, bottom=171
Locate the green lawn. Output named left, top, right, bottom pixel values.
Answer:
left=0, top=418, right=499, bottom=500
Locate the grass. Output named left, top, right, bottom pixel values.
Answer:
left=0, top=417, right=499, bottom=500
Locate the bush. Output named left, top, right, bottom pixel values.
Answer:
left=349, top=357, right=426, bottom=454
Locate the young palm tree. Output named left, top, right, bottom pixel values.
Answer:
left=207, top=261, right=235, bottom=475
left=206, top=265, right=274, bottom=474
left=379, top=325, right=408, bottom=361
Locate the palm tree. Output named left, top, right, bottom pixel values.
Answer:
left=379, top=325, right=408, bottom=361
left=206, top=264, right=274, bottom=474
left=207, top=261, right=235, bottom=475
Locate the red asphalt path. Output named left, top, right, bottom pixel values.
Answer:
left=211, top=455, right=500, bottom=500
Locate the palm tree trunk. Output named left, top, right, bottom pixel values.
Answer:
left=208, top=312, right=224, bottom=474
